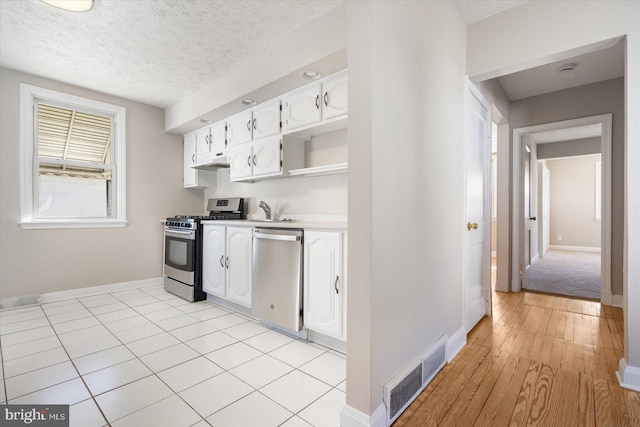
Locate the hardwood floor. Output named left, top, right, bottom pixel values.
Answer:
left=394, top=291, right=640, bottom=426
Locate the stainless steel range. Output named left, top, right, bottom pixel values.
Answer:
left=163, top=198, right=244, bottom=302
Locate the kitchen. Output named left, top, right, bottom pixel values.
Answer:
left=2, top=1, right=640, bottom=427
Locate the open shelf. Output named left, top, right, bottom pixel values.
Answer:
left=288, top=162, right=348, bottom=178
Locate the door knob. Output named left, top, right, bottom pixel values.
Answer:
left=467, top=222, right=479, bottom=231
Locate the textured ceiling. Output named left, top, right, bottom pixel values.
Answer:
left=0, top=0, right=343, bottom=107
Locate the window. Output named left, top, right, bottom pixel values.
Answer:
left=20, top=84, right=126, bottom=229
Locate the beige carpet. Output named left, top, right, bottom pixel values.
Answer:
left=524, top=250, right=601, bottom=300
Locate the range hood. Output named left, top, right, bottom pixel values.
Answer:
left=191, top=153, right=230, bottom=170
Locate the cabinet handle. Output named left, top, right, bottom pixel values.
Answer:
left=219, top=255, right=224, bottom=267
left=225, top=256, right=229, bottom=269
left=253, top=118, right=257, bottom=130
left=324, top=92, right=329, bottom=107
left=205, top=134, right=210, bottom=145
left=315, top=94, right=320, bottom=110
left=247, top=120, right=252, bottom=131
left=334, top=276, right=339, bottom=294
left=191, top=154, right=195, bottom=163
left=253, top=155, right=256, bottom=166
left=247, top=155, right=252, bottom=167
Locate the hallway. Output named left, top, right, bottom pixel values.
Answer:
left=394, top=291, right=638, bottom=426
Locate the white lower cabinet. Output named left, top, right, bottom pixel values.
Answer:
left=303, top=230, right=346, bottom=340
left=202, top=225, right=252, bottom=308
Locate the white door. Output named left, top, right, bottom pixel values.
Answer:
left=183, top=132, right=197, bottom=188
left=227, top=111, right=253, bottom=147
left=282, top=84, right=322, bottom=131
left=322, top=73, right=348, bottom=120
left=209, top=120, right=227, bottom=153
left=252, top=100, right=281, bottom=140
left=226, top=227, right=252, bottom=307
left=202, top=225, right=226, bottom=297
left=252, top=137, right=282, bottom=178
left=303, top=231, right=343, bottom=338
left=522, top=141, right=534, bottom=288
left=542, top=164, right=550, bottom=255
left=228, top=145, right=253, bottom=181
left=464, top=82, right=491, bottom=333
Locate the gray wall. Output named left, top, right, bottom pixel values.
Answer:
left=0, top=67, right=203, bottom=298
left=537, top=137, right=601, bottom=159
left=510, top=77, right=624, bottom=295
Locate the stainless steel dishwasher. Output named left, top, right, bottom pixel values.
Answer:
left=252, top=228, right=303, bottom=331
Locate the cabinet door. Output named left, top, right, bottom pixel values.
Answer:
left=195, top=126, right=211, bottom=163
left=228, top=145, right=253, bottom=181
left=227, top=111, right=253, bottom=147
left=282, top=84, right=322, bottom=132
left=252, top=137, right=282, bottom=178
left=322, top=73, right=348, bottom=120
left=209, top=121, right=227, bottom=153
left=303, top=231, right=343, bottom=338
left=252, top=100, right=281, bottom=140
left=226, top=227, right=252, bottom=307
left=183, top=132, right=198, bottom=188
left=202, top=225, right=226, bottom=297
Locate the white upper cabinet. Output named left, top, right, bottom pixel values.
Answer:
left=227, top=110, right=253, bottom=147
left=228, top=144, right=254, bottom=181
left=209, top=121, right=227, bottom=153
left=322, top=72, right=348, bottom=120
left=183, top=131, right=198, bottom=188
left=252, top=138, right=282, bottom=177
left=282, top=84, right=322, bottom=132
left=252, top=100, right=281, bottom=140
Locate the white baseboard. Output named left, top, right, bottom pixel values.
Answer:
left=531, top=253, right=539, bottom=264
left=446, top=327, right=466, bottom=363
left=549, top=245, right=601, bottom=253
left=340, top=403, right=386, bottom=427
left=611, top=293, right=623, bottom=308
left=617, top=358, right=640, bottom=392
left=38, top=277, right=164, bottom=303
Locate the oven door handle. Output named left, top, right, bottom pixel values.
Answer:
left=164, top=229, right=196, bottom=239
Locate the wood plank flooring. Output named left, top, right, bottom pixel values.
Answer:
left=394, top=291, right=640, bottom=427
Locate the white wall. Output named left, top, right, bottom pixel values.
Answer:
left=0, top=67, right=203, bottom=298
left=205, top=130, right=348, bottom=219
left=346, top=0, right=466, bottom=418
left=546, top=154, right=602, bottom=249
left=468, top=0, right=640, bottom=381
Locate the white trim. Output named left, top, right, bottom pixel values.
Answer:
left=548, top=245, right=601, bottom=253
left=491, top=250, right=497, bottom=257
left=616, top=358, right=640, bottom=392
left=612, top=293, right=623, bottom=308
left=531, top=253, right=539, bottom=264
left=340, top=403, right=386, bottom=427
left=19, top=83, right=127, bottom=229
left=512, top=114, right=612, bottom=306
left=20, top=220, right=128, bottom=230
left=38, top=277, right=163, bottom=303
left=446, top=326, right=467, bottom=363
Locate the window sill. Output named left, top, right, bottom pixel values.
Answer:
left=19, top=220, right=128, bottom=230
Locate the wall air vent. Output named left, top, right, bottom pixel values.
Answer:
left=383, top=335, right=448, bottom=425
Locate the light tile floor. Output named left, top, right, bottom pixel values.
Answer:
left=0, top=285, right=346, bottom=427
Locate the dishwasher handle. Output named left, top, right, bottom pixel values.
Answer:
left=254, top=232, right=300, bottom=242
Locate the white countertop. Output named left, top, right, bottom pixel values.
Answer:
left=200, top=219, right=347, bottom=230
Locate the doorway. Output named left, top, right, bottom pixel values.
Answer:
left=512, top=114, right=613, bottom=304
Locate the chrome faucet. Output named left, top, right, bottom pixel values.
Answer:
left=258, top=200, right=272, bottom=220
